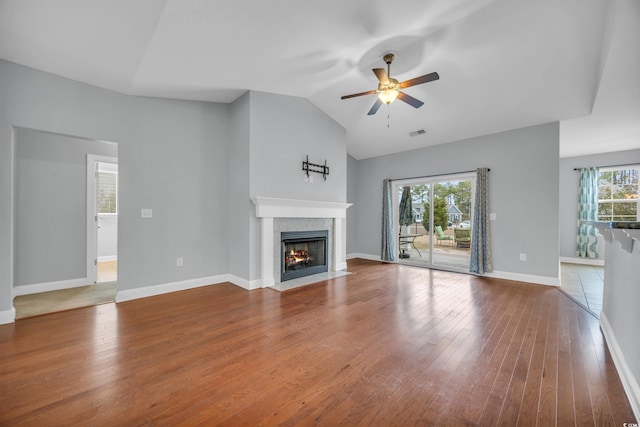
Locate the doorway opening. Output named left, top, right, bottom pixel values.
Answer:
left=12, top=128, right=118, bottom=319
left=87, top=156, right=118, bottom=285
left=393, top=173, right=475, bottom=272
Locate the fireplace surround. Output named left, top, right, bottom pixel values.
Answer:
left=252, top=197, right=352, bottom=287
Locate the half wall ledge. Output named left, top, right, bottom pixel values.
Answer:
left=584, top=221, right=640, bottom=254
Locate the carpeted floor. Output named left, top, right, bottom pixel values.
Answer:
left=13, top=283, right=117, bottom=319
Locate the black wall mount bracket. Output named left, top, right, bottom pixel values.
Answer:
left=302, top=155, right=329, bottom=181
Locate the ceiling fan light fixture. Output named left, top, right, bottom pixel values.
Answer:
left=377, top=78, right=401, bottom=104
left=341, top=53, right=438, bottom=115
left=378, top=88, right=399, bottom=104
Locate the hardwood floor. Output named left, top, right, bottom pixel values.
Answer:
left=0, top=259, right=635, bottom=425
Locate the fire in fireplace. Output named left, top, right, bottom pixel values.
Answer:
left=281, top=230, right=328, bottom=282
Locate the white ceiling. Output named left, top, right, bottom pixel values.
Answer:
left=1, top=0, right=638, bottom=159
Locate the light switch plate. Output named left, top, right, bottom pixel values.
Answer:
left=141, top=208, right=153, bottom=219
left=490, top=213, right=496, bottom=220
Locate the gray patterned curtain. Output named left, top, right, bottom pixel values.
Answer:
left=381, top=179, right=395, bottom=261
left=470, top=168, right=492, bottom=273
left=576, top=167, right=600, bottom=258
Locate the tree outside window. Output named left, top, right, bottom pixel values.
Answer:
left=597, top=167, right=639, bottom=221
left=97, top=171, right=117, bottom=214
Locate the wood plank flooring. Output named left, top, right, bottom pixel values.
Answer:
left=0, top=259, right=635, bottom=426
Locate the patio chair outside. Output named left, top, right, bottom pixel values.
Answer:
left=454, top=227, right=471, bottom=248
left=435, top=225, right=454, bottom=246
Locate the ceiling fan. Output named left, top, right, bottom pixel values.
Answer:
left=341, top=53, right=439, bottom=115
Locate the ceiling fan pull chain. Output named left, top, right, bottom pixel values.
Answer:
left=387, top=105, right=391, bottom=128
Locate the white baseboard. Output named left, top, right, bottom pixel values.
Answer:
left=98, top=256, right=117, bottom=262
left=347, top=253, right=382, bottom=262
left=483, top=270, right=560, bottom=287
left=346, top=254, right=559, bottom=286
left=13, top=277, right=91, bottom=297
left=115, top=274, right=229, bottom=303
left=0, top=307, right=16, bottom=325
left=227, top=274, right=262, bottom=290
left=600, top=312, right=640, bottom=421
left=335, top=262, right=348, bottom=271
left=114, top=272, right=272, bottom=302
left=560, top=256, right=605, bottom=266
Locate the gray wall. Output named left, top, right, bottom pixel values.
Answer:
left=241, top=91, right=348, bottom=282
left=346, top=154, right=359, bottom=255
left=14, top=128, right=117, bottom=286
left=228, top=92, right=252, bottom=280
left=559, top=149, right=640, bottom=260
left=351, top=122, right=560, bottom=280
left=249, top=91, right=347, bottom=202
left=1, top=59, right=230, bottom=314
left=602, top=237, right=640, bottom=413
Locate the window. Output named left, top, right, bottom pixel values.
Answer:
left=597, top=166, right=639, bottom=221
left=97, top=168, right=118, bottom=214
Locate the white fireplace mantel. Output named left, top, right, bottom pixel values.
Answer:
left=253, top=196, right=352, bottom=219
left=251, top=197, right=352, bottom=287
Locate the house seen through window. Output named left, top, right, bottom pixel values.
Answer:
left=597, top=166, right=639, bottom=221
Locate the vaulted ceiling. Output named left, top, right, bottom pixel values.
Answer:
left=1, top=0, right=638, bottom=159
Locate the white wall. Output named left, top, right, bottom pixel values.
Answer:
left=351, top=122, right=560, bottom=282
left=0, top=59, right=230, bottom=318
left=559, top=149, right=640, bottom=261
left=98, top=215, right=117, bottom=261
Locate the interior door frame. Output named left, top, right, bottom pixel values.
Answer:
left=86, top=154, right=118, bottom=284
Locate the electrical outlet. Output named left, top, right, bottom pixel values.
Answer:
left=176, top=257, right=184, bottom=267
left=519, top=253, right=527, bottom=261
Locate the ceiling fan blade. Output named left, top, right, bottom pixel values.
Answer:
left=341, top=89, right=377, bottom=100
left=399, top=72, right=440, bottom=89
left=372, top=68, right=389, bottom=85
left=397, top=91, right=424, bottom=109
left=367, top=99, right=383, bottom=115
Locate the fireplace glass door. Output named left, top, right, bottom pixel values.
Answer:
left=281, top=230, right=328, bottom=281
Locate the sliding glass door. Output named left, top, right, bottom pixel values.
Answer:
left=393, top=173, right=474, bottom=272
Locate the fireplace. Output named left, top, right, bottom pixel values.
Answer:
left=252, top=197, right=351, bottom=288
left=281, top=230, right=328, bottom=282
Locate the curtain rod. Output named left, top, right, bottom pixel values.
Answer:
left=574, top=163, right=639, bottom=171
left=391, top=169, right=489, bottom=182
